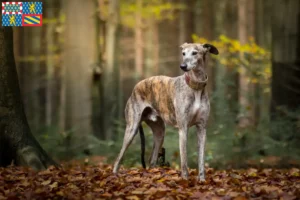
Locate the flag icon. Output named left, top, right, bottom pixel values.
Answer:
left=23, top=2, right=42, bottom=14
left=2, top=2, right=23, bottom=14
left=2, top=14, right=22, bottom=26
left=1, top=2, right=42, bottom=26
left=22, top=14, right=42, bottom=26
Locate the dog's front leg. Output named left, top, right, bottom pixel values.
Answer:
left=196, top=124, right=206, bottom=181
left=179, top=127, right=189, bottom=179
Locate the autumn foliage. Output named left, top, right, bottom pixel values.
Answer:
left=0, top=162, right=299, bottom=200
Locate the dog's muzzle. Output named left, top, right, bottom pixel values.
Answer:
left=180, top=63, right=188, bottom=71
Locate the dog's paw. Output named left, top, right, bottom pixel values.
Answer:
left=181, top=171, right=189, bottom=180
left=197, top=175, right=206, bottom=183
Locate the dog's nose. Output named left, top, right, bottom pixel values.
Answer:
left=180, top=63, right=188, bottom=70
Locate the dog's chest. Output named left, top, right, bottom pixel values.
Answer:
left=190, top=91, right=209, bottom=124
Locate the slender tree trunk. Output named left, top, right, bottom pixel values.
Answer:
left=224, top=0, right=237, bottom=38
left=179, top=0, right=187, bottom=45
left=31, top=27, right=42, bottom=132
left=64, top=0, right=96, bottom=145
left=248, top=0, right=255, bottom=39
left=200, top=0, right=216, bottom=123
left=0, top=26, right=57, bottom=170
left=92, top=0, right=103, bottom=139
left=55, top=1, right=66, bottom=135
left=248, top=0, right=261, bottom=126
left=58, top=2, right=66, bottom=134
left=22, top=28, right=38, bottom=132
left=103, top=0, right=120, bottom=139
left=145, top=19, right=154, bottom=77
left=256, top=0, right=271, bottom=121
left=271, top=0, right=300, bottom=139
left=179, top=0, right=195, bottom=43
left=135, top=0, right=144, bottom=80
left=97, top=0, right=107, bottom=140
left=16, top=28, right=25, bottom=93
left=201, top=0, right=215, bottom=94
left=153, top=21, right=159, bottom=75
left=46, top=0, right=55, bottom=127
left=224, top=0, right=239, bottom=120
left=179, top=0, right=195, bottom=74
left=202, top=0, right=214, bottom=39
left=238, top=0, right=251, bottom=128
left=214, top=0, right=228, bottom=123
left=145, top=19, right=159, bottom=75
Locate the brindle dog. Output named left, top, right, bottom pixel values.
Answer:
left=113, top=43, right=219, bottom=181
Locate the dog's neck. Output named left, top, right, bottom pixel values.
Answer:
left=184, top=67, right=208, bottom=90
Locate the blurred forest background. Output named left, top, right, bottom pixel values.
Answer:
left=12, top=0, right=300, bottom=169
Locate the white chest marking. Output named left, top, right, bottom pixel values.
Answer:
left=191, top=91, right=207, bottom=123
left=193, top=91, right=202, bottom=114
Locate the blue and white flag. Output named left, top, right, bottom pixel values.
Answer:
left=2, top=2, right=43, bottom=26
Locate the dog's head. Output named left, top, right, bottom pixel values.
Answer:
left=179, top=43, right=219, bottom=72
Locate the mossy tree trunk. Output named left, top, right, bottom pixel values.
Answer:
left=0, top=27, right=57, bottom=170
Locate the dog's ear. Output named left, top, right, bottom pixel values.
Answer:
left=180, top=42, right=188, bottom=49
left=203, top=44, right=219, bottom=55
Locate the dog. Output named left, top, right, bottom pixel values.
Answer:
left=113, top=42, right=219, bottom=181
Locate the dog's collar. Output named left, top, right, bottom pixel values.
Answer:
left=185, top=73, right=208, bottom=90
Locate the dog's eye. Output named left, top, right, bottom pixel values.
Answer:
left=192, top=51, right=198, bottom=55
left=182, top=52, right=185, bottom=56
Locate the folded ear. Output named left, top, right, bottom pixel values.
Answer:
left=180, top=42, right=188, bottom=49
left=203, top=43, right=219, bottom=55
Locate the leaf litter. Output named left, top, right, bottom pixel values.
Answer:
left=0, top=164, right=299, bottom=199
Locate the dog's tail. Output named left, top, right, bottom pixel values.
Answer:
left=139, top=124, right=146, bottom=169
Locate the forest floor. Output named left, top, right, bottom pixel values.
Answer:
left=0, top=158, right=299, bottom=200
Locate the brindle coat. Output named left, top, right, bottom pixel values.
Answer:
left=113, top=43, right=219, bottom=181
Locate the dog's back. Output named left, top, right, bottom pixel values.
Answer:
left=128, top=76, right=178, bottom=125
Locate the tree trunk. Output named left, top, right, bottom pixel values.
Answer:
left=92, top=0, right=103, bottom=139
left=153, top=21, right=159, bottom=75
left=214, top=0, right=228, bottom=123
left=201, top=0, right=215, bottom=95
left=200, top=0, right=216, bottom=123
left=45, top=0, right=55, bottom=127
left=0, top=26, right=57, bottom=170
left=135, top=0, right=144, bottom=80
left=224, top=0, right=237, bottom=38
left=224, top=0, right=239, bottom=120
left=145, top=19, right=154, bottom=77
left=202, top=0, right=215, bottom=39
left=179, top=0, right=195, bottom=43
left=255, top=0, right=271, bottom=121
left=247, top=0, right=260, bottom=126
left=31, top=27, right=42, bottom=132
left=58, top=0, right=66, bottom=135
left=179, top=0, right=195, bottom=74
left=64, top=0, right=96, bottom=145
left=271, top=0, right=300, bottom=138
left=238, top=0, right=251, bottom=128
left=103, top=0, right=120, bottom=139
left=96, top=0, right=107, bottom=140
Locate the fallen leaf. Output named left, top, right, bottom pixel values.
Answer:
left=41, top=180, right=51, bottom=186
left=49, top=182, right=58, bottom=189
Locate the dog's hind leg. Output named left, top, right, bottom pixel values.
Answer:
left=145, top=117, right=165, bottom=168
left=113, top=122, right=140, bottom=173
